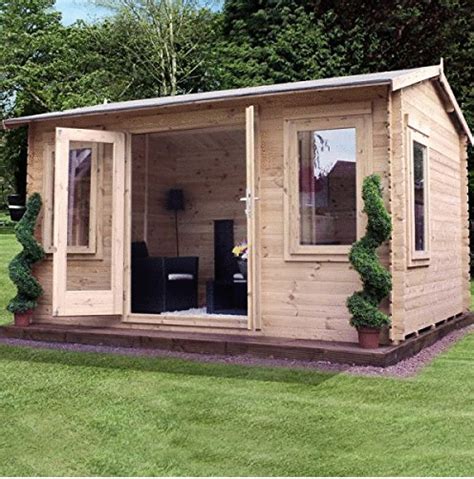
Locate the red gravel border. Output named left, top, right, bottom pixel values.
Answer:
left=0, top=324, right=472, bottom=378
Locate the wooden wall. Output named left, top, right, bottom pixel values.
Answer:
left=131, top=134, right=177, bottom=256
left=390, top=80, right=470, bottom=341
left=257, top=87, right=390, bottom=342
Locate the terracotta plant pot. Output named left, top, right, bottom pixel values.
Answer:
left=357, top=327, right=381, bottom=349
left=14, top=310, right=33, bottom=327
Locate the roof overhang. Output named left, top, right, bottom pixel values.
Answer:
left=3, top=63, right=472, bottom=144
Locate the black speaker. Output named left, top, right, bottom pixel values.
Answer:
left=166, top=189, right=184, bottom=211
left=214, top=219, right=236, bottom=281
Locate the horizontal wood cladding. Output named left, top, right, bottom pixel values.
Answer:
left=396, top=80, right=469, bottom=339
left=258, top=87, right=390, bottom=342
left=27, top=86, right=394, bottom=342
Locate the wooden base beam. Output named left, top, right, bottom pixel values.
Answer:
left=1, top=313, right=472, bottom=368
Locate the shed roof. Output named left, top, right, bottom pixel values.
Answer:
left=2, top=63, right=472, bottom=143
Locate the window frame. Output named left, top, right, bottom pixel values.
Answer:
left=284, top=113, right=372, bottom=261
left=407, top=123, right=431, bottom=266
left=42, top=142, right=100, bottom=255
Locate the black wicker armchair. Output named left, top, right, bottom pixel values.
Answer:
left=131, top=242, right=198, bottom=314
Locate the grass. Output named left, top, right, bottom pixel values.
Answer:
left=0, top=232, right=473, bottom=475
left=471, top=280, right=474, bottom=310
left=0, top=210, right=15, bottom=234
left=0, top=233, right=20, bottom=325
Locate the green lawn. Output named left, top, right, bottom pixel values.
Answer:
left=0, top=233, right=20, bottom=325
left=0, top=232, right=473, bottom=476
left=471, top=280, right=474, bottom=310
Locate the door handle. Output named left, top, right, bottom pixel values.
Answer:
left=240, top=196, right=259, bottom=201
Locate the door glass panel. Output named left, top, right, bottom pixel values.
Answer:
left=66, top=141, right=113, bottom=291
left=67, top=143, right=93, bottom=247
left=298, top=127, right=356, bottom=246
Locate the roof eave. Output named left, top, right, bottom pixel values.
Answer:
left=437, top=73, right=473, bottom=145
left=390, top=64, right=441, bottom=92
left=391, top=63, right=473, bottom=145
left=2, top=78, right=393, bottom=130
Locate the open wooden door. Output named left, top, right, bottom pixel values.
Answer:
left=52, top=128, right=126, bottom=316
left=245, top=106, right=261, bottom=330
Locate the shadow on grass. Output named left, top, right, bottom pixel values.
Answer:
left=0, top=342, right=340, bottom=387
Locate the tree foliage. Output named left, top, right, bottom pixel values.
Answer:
left=94, top=0, right=219, bottom=96
left=209, top=2, right=362, bottom=89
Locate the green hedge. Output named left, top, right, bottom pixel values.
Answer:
left=347, top=175, right=392, bottom=329
left=7, top=193, right=45, bottom=313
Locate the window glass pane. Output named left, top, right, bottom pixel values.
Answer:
left=66, top=141, right=112, bottom=291
left=67, top=143, right=92, bottom=247
left=413, top=141, right=426, bottom=251
left=298, top=128, right=357, bottom=245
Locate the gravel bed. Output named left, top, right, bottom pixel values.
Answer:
left=0, top=324, right=472, bottom=378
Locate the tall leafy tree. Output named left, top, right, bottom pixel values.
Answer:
left=0, top=0, right=64, bottom=199
left=0, top=1, right=134, bottom=200
left=94, top=0, right=219, bottom=96
left=209, top=2, right=360, bottom=89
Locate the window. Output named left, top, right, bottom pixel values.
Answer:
left=43, top=142, right=99, bottom=254
left=298, top=128, right=357, bottom=246
left=408, top=126, right=430, bottom=264
left=413, top=141, right=426, bottom=251
left=284, top=114, right=371, bottom=261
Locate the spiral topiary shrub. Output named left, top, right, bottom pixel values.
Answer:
left=7, top=193, right=45, bottom=314
left=347, top=174, right=392, bottom=330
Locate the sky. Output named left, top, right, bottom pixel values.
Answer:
left=313, top=128, right=356, bottom=176
left=55, top=0, right=222, bottom=25
left=55, top=0, right=111, bottom=25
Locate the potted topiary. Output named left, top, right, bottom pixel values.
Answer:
left=7, top=193, right=45, bottom=327
left=347, top=175, right=392, bottom=349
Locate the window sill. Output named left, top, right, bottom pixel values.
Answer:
left=43, top=249, right=103, bottom=261
left=285, top=245, right=352, bottom=262
left=407, top=253, right=430, bottom=268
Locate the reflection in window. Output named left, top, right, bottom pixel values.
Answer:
left=298, top=128, right=357, bottom=246
left=413, top=141, right=426, bottom=251
left=67, top=148, right=92, bottom=247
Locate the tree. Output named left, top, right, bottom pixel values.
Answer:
left=0, top=0, right=64, bottom=199
left=209, top=3, right=359, bottom=89
left=93, top=0, right=219, bottom=96
left=0, top=1, right=134, bottom=200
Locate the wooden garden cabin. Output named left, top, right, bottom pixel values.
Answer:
left=3, top=63, right=472, bottom=346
